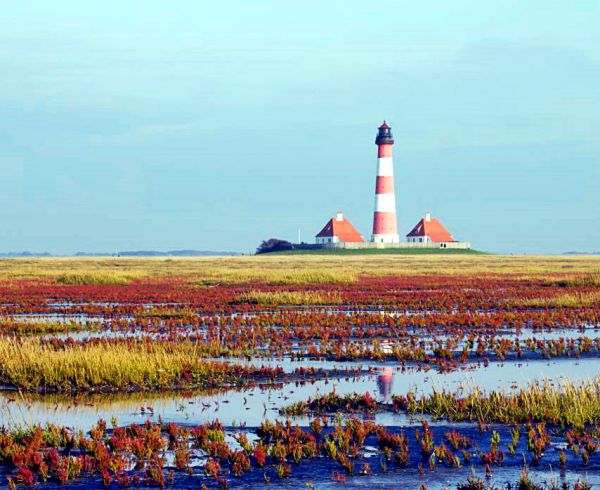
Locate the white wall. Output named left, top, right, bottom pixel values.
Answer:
left=315, top=236, right=340, bottom=244
left=324, top=241, right=471, bottom=250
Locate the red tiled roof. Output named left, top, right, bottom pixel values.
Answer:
left=406, top=216, right=454, bottom=242
left=316, top=214, right=364, bottom=243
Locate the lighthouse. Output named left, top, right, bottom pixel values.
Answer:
left=371, top=121, right=400, bottom=243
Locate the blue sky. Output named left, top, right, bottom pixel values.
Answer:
left=0, top=1, right=598, bottom=254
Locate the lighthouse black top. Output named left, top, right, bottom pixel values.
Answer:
left=375, top=121, right=394, bottom=145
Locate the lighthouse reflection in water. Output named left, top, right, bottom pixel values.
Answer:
left=377, top=366, right=394, bottom=401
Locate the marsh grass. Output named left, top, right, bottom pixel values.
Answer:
left=237, top=289, right=343, bottom=305
left=268, top=271, right=356, bottom=285
left=0, top=319, right=88, bottom=335
left=540, top=274, right=600, bottom=288
left=55, top=273, right=135, bottom=285
left=196, top=269, right=356, bottom=286
left=396, top=377, right=600, bottom=428
left=282, top=378, right=600, bottom=428
left=0, top=256, right=599, bottom=284
left=519, top=291, right=600, bottom=308
left=0, top=338, right=276, bottom=392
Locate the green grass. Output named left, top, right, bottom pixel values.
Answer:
left=267, top=248, right=486, bottom=256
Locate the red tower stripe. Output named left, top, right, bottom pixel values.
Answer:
left=375, top=176, right=394, bottom=194
left=378, top=144, right=393, bottom=158
left=372, top=211, right=398, bottom=235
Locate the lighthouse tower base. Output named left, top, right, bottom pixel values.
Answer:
left=371, top=234, right=400, bottom=244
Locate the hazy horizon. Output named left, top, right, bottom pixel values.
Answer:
left=1, top=1, right=599, bottom=254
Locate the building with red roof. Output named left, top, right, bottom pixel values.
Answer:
left=406, top=212, right=454, bottom=244
left=316, top=212, right=364, bottom=244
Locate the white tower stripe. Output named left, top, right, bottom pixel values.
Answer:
left=374, top=193, right=397, bottom=213
left=376, top=157, right=394, bottom=177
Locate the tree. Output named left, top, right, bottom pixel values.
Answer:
left=256, top=238, right=293, bottom=254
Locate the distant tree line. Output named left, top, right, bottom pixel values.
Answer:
left=256, top=238, right=293, bottom=254
left=256, top=239, right=323, bottom=254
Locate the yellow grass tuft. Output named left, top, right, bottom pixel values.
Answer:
left=539, top=274, right=600, bottom=288
left=0, top=338, right=256, bottom=392
left=237, top=289, right=342, bottom=305
left=55, top=273, right=134, bottom=285
left=400, top=377, right=600, bottom=428
left=520, top=291, right=600, bottom=308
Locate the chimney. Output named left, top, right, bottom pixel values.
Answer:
left=336, top=211, right=343, bottom=222
left=425, top=211, right=431, bottom=222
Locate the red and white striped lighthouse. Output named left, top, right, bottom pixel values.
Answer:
left=371, top=121, right=400, bottom=243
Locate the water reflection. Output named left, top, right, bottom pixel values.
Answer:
left=1, top=357, right=597, bottom=431
left=376, top=366, right=393, bottom=401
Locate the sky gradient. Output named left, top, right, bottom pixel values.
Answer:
left=1, top=1, right=599, bottom=254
